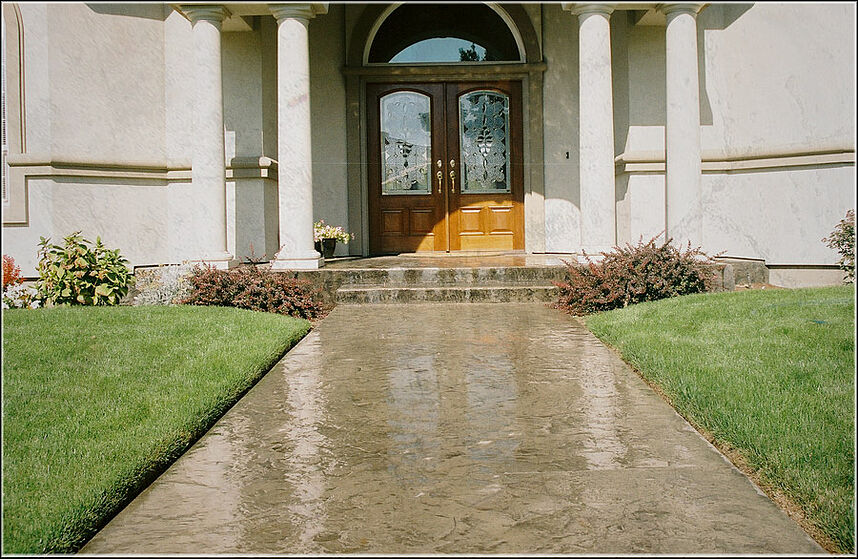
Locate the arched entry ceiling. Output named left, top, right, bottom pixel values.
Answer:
left=367, top=3, right=522, bottom=63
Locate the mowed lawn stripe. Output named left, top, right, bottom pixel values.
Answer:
left=2, top=305, right=310, bottom=554
left=585, top=286, right=855, bottom=554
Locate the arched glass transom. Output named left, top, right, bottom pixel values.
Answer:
left=459, top=91, right=511, bottom=193
left=368, top=4, right=522, bottom=64
left=380, top=91, right=432, bottom=195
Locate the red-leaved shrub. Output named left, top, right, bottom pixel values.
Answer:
left=178, top=264, right=327, bottom=320
left=3, top=255, right=24, bottom=289
left=822, top=209, right=855, bottom=283
left=554, top=236, right=717, bottom=316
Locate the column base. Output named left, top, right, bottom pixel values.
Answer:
left=270, top=256, right=325, bottom=270
left=190, top=252, right=239, bottom=270
left=579, top=245, right=615, bottom=257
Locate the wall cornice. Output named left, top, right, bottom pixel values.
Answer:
left=614, top=149, right=856, bottom=175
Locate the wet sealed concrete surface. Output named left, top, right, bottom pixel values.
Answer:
left=81, top=304, right=823, bottom=554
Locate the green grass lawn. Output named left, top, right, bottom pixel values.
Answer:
left=2, top=305, right=311, bottom=554
left=585, top=285, right=855, bottom=554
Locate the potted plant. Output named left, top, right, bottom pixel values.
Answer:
left=313, top=220, right=353, bottom=259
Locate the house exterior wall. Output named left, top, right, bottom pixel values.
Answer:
left=3, top=4, right=176, bottom=275
left=611, top=3, right=855, bottom=274
left=2, top=3, right=855, bottom=286
left=543, top=3, right=582, bottom=253
left=308, top=3, right=349, bottom=256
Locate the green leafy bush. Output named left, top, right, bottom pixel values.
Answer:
left=822, top=209, right=855, bottom=283
left=36, top=232, right=134, bottom=306
left=554, top=236, right=717, bottom=316
left=178, top=264, right=327, bottom=320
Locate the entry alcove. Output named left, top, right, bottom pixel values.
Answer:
left=343, top=3, right=546, bottom=256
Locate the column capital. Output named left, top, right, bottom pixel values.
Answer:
left=656, top=3, right=706, bottom=18
left=269, top=3, right=328, bottom=23
left=179, top=4, right=230, bottom=25
left=561, top=3, right=615, bottom=17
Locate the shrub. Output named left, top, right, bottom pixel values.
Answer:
left=36, top=232, right=134, bottom=306
left=178, top=264, right=327, bottom=320
left=3, top=255, right=24, bottom=288
left=822, top=209, right=855, bottom=283
left=554, top=236, right=717, bottom=316
left=133, top=263, right=195, bottom=306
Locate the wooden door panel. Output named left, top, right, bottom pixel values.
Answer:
left=446, top=81, right=524, bottom=251
left=409, top=208, right=435, bottom=234
left=367, top=83, right=447, bottom=255
left=488, top=205, right=514, bottom=233
left=367, top=80, right=523, bottom=254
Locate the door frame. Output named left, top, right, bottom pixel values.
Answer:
left=344, top=65, right=546, bottom=256
left=366, top=80, right=525, bottom=255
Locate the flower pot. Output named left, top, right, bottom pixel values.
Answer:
left=314, top=238, right=337, bottom=259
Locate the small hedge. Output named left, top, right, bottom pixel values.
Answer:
left=554, top=236, right=717, bottom=316
left=822, top=209, right=855, bottom=282
left=36, top=232, right=134, bottom=306
left=178, top=264, right=328, bottom=320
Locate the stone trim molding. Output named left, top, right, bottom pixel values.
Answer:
left=615, top=149, right=856, bottom=174
left=342, top=62, right=547, bottom=78
left=1, top=157, right=277, bottom=226
left=4, top=155, right=277, bottom=181
left=3, top=3, right=26, bottom=155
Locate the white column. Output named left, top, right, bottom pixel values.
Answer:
left=661, top=3, right=704, bottom=248
left=183, top=5, right=235, bottom=268
left=571, top=4, right=617, bottom=255
left=269, top=4, right=323, bottom=270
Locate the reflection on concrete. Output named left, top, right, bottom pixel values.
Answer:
left=280, top=334, right=329, bottom=547
left=578, top=332, right=627, bottom=470
left=81, top=304, right=823, bottom=555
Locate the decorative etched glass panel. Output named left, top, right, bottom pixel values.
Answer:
left=459, top=91, right=511, bottom=193
left=380, top=92, right=431, bottom=195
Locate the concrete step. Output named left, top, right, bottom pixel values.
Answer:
left=336, top=285, right=560, bottom=304
left=297, top=266, right=567, bottom=286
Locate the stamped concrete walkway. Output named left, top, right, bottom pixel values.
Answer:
left=81, top=304, right=823, bottom=555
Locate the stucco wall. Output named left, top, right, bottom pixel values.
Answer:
left=5, top=178, right=172, bottom=275
left=47, top=4, right=167, bottom=164
left=3, top=3, right=854, bottom=283
left=309, top=4, right=349, bottom=256
left=612, top=3, right=855, bottom=272
left=542, top=3, right=582, bottom=253
left=702, top=165, right=856, bottom=265
left=699, top=3, right=855, bottom=158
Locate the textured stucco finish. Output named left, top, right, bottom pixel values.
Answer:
left=543, top=3, right=582, bottom=253
left=47, top=4, right=167, bottom=164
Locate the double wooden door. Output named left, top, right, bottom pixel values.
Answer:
left=367, top=81, right=524, bottom=254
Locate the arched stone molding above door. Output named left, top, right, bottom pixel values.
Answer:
left=346, top=3, right=542, bottom=67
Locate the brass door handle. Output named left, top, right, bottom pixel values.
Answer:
left=449, top=160, right=456, bottom=193
left=437, top=170, right=443, bottom=192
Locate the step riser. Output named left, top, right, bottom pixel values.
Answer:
left=295, top=267, right=568, bottom=285
left=290, top=266, right=569, bottom=305
left=336, top=287, right=559, bottom=305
